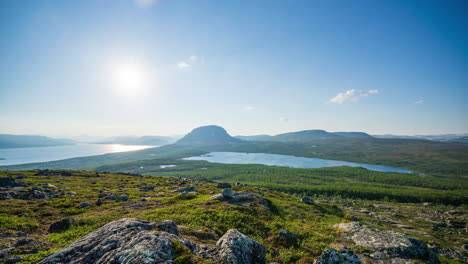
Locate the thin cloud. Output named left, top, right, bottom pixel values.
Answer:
left=414, top=99, right=424, bottom=105
left=329, top=89, right=379, bottom=104
left=279, top=117, right=289, bottom=122
left=177, top=61, right=190, bottom=69
left=177, top=55, right=200, bottom=69
left=241, top=106, right=255, bottom=112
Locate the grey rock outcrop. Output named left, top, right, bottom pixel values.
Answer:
left=216, top=229, right=266, bottom=264
left=313, top=249, right=362, bottom=264
left=39, top=218, right=180, bottom=264
left=38, top=218, right=267, bottom=264
left=335, top=222, right=438, bottom=263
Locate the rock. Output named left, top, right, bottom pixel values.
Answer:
left=0, top=177, right=26, bottom=188
left=15, top=238, right=33, bottom=247
left=67, top=192, right=77, bottom=196
left=279, top=229, right=298, bottom=239
left=0, top=192, right=13, bottom=200
left=105, top=195, right=117, bottom=200
left=16, top=232, right=27, bottom=237
left=96, top=199, right=103, bottom=206
left=217, top=182, right=231, bottom=188
left=80, top=202, right=92, bottom=208
left=209, top=191, right=270, bottom=211
left=43, top=183, right=57, bottom=189
left=335, top=222, right=436, bottom=262
left=117, top=195, right=128, bottom=201
left=173, top=186, right=197, bottom=192
left=48, top=218, right=75, bottom=233
left=38, top=218, right=181, bottom=264
left=301, top=196, right=314, bottom=205
left=154, top=220, right=179, bottom=236
left=5, top=256, right=23, bottom=264
left=20, top=213, right=29, bottom=217
left=222, top=188, right=235, bottom=198
left=0, top=247, right=13, bottom=261
left=313, top=248, right=362, bottom=264
left=216, top=229, right=266, bottom=264
left=38, top=218, right=267, bottom=264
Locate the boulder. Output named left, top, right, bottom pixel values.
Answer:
left=38, top=218, right=181, bottom=264
left=80, top=202, right=92, bottom=208
left=15, top=238, right=33, bottom=247
left=0, top=177, right=26, bottom=188
left=222, top=188, right=235, bottom=198
left=154, top=220, right=179, bottom=236
left=301, top=196, right=314, bottom=205
left=5, top=256, right=23, bottom=264
left=313, top=249, right=362, bottom=264
left=118, top=195, right=129, bottom=201
left=216, top=229, right=266, bottom=264
left=217, top=182, right=231, bottom=188
left=49, top=218, right=75, bottom=233
left=279, top=229, right=298, bottom=239
left=96, top=199, right=103, bottom=206
left=173, top=186, right=197, bottom=193
left=335, top=222, right=437, bottom=262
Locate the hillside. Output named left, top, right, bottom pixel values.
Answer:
left=236, top=130, right=373, bottom=142
left=0, top=170, right=465, bottom=263
left=175, top=125, right=241, bottom=146
left=96, top=135, right=175, bottom=146
left=0, top=134, right=75, bottom=149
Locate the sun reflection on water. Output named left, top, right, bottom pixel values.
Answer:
left=109, top=144, right=154, bottom=153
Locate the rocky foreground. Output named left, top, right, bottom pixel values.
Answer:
left=0, top=170, right=466, bottom=263
left=37, top=217, right=439, bottom=264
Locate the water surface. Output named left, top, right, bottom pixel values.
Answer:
left=184, top=152, right=413, bottom=173
left=0, top=144, right=154, bottom=166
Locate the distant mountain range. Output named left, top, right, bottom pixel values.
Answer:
left=95, top=136, right=176, bottom=146
left=374, top=134, right=468, bottom=143
left=236, top=130, right=373, bottom=142
left=0, top=134, right=75, bottom=149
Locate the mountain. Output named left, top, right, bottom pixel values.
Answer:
left=332, top=132, right=373, bottom=138
left=0, top=134, right=75, bottom=149
left=236, top=130, right=373, bottom=142
left=234, top=135, right=273, bottom=141
left=96, top=136, right=175, bottom=146
left=273, top=130, right=340, bottom=141
left=176, top=125, right=241, bottom=146
left=374, top=133, right=468, bottom=143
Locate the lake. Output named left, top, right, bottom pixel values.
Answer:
left=184, top=152, right=413, bottom=173
left=0, top=144, right=154, bottom=166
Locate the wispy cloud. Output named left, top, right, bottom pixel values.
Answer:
left=177, top=61, right=190, bottom=69
left=413, top=99, right=424, bottom=105
left=241, top=105, right=255, bottom=112
left=329, top=89, right=379, bottom=104
left=135, top=0, right=158, bottom=8
left=177, top=55, right=200, bottom=70
left=279, top=117, right=289, bottom=122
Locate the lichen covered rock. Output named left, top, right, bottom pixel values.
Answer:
left=215, top=229, right=266, bottom=264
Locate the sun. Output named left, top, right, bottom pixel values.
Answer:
left=111, top=61, right=148, bottom=97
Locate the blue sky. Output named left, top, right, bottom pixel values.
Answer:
left=0, top=0, right=467, bottom=137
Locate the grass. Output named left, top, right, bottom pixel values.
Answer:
left=0, top=170, right=465, bottom=263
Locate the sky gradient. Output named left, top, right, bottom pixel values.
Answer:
left=0, top=0, right=467, bottom=138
